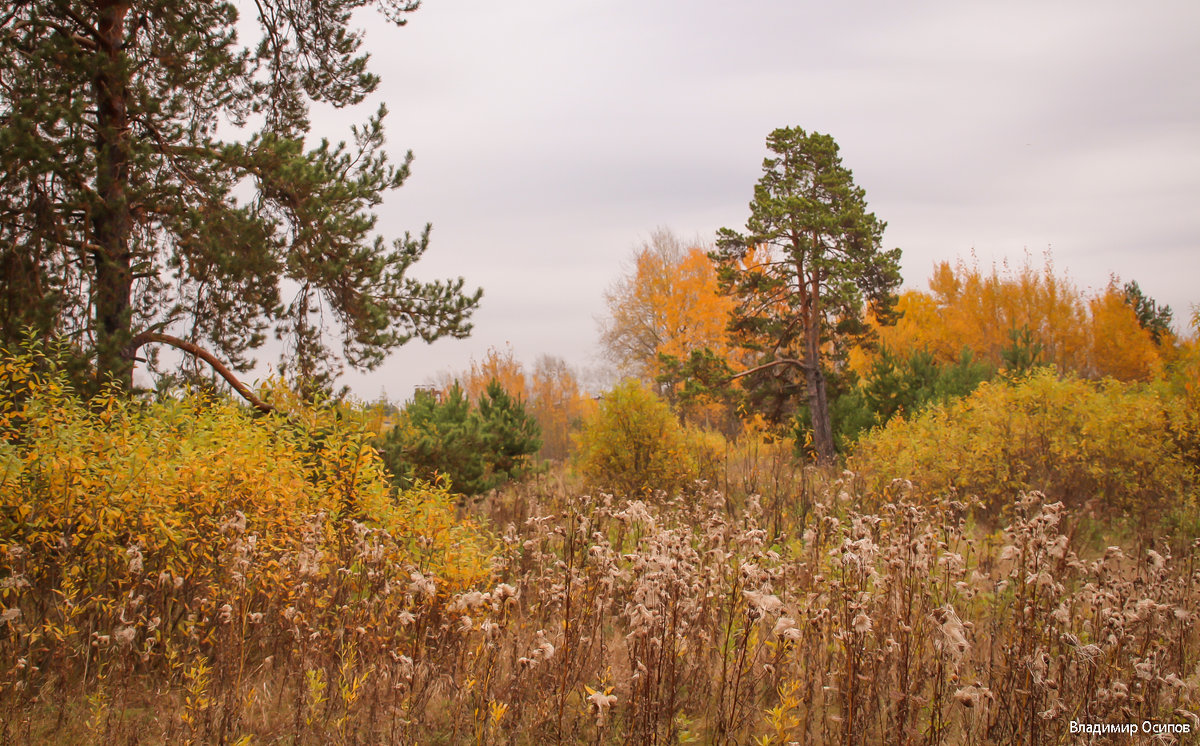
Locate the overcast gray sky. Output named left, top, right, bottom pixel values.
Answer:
left=311, top=0, right=1200, bottom=401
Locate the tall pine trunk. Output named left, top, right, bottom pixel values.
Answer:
left=803, top=316, right=835, bottom=465
left=803, top=266, right=835, bottom=464
left=91, top=1, right=135, bottom=389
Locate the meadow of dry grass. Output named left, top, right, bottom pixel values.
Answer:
left=3, top=466, right=1197, bottom=745
left=2, top=345, right=1197, bottom=743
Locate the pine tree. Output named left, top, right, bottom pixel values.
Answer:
left=712, top=127, right=901, bottom=463
left=0, top=0, right=481, bottom=394
left=1000, top=326, right=1045, bottom=375
left=858, top=346, right=993, bottom=428
left=382, top=384, right=490, bottom=495
left=380, top=380, right=542, bottom=496
left=477, top=379, right=541, bottom=483
left=1121, top=280, right=1173, bottom=345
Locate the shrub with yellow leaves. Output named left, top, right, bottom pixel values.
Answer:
left=851, top=367, right=1192, bottom=527
left=572, top=379, right=717, bottom=497
left=0, top=341, right=494, bottom=735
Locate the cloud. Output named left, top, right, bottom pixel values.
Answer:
left=321, top=0, right=1200, bottom=398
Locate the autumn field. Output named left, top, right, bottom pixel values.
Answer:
left=3, top=189, right=1199, bottom=744
left=2, top=295, right=1199, bottom=745
left=4, top=214, right=1200, bottom=745
left=4, top=3, right=1200, bottom=741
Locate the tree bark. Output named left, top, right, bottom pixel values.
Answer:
left=803, top=264, right=836, bottom=464
left=125, top=332, right=275, bottom=413
left=92, top=0, right=135, bottom=389
left=802, top=342, right=835, bottom=464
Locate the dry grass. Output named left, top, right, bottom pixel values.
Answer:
left=3, top=466, right=1197, bottom=745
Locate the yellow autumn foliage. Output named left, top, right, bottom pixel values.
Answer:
left=1087, top=283, right=1162, bottom=381
left=572, top=379, right=720, bottom=496
left=599, top=233, right=735, bottom=382
left=851, top=368, right=1192, bottom=523
left=1160, top=312, right=1200, bottom=498
left=856, top=256, right=1166, bottom=382
left=454, top=344, right=530, bottom=403
left=0, top=344, right=493, bottom=672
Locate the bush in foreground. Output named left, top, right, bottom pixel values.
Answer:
left=0, top=345, right=494, bottom=742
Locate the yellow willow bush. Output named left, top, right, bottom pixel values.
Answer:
left=0, top=345, right=493, bottom=701
left=851, top=368, right=1192, bottom=525
left=573, top=378, right=720, bottom=497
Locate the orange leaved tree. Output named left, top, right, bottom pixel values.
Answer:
left=598, top=229, right=735, bottom=388
left=860, top=255, right=1167, bottom=382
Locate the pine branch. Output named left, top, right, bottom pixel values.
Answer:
left=125, top=331, right=273, bottom=413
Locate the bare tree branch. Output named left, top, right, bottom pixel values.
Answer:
left=727, top=357, right=808, bottom=382
left=125, top=331, right=273, bottom=413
